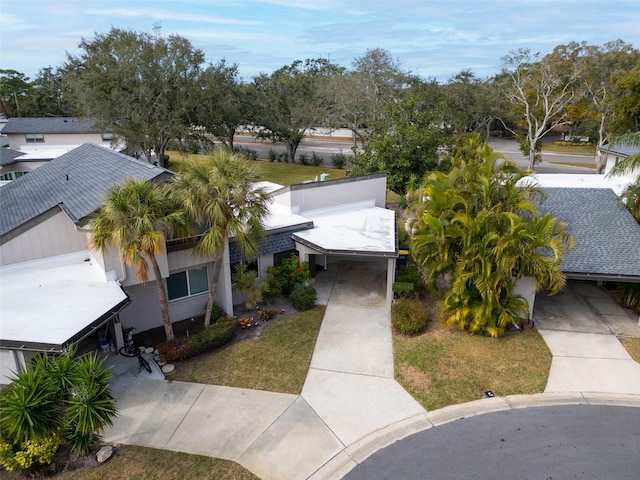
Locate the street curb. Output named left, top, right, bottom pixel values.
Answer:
left=311, top=392, right=640, bottom=480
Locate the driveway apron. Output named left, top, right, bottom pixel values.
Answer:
left=534, top=281, right=640, bottom=394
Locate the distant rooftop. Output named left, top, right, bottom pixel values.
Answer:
left=599, top=140, right=640, bottom=158
left=1, top=117, right=107, bottom=134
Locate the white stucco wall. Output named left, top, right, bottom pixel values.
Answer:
left=272, top=175, right=387, bottom=214
left=513, top=276, right=537, bottom=320
left=0, top=210, right=90, bottom=266
left=0, top=350, right=36, bottom=385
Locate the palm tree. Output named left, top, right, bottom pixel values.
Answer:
left=172, top=149, right=271, bottom=326
left=409, top=136, right=573, bottom=336
left=607, top=132, right=640, bottom=222
left=90, top=178, right=191, bottom=341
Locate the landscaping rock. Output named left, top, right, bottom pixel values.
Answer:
left=96, top=445, right=113, bottom=463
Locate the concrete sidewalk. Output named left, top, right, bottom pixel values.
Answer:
left=102, top=268, right=640, bottom=480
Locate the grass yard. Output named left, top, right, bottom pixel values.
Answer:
left=541, top=141, right=596, bottom=156
left=171, top=306, right=325, bottom=394
left=165, top=150, right=347, bottom=186
left=622, top=337, right=640, bottom=363
left=52, top=445, right=258, bottom=480
left=393, top=294, right=552, bottom=411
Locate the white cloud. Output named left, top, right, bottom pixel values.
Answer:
left=85, top=7, right=262, bottom=26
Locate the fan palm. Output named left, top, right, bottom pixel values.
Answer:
left=90, top=178, right=192, bottom=341
left=172, top=149, right=271, bottom=326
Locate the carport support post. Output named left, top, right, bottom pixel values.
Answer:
left=386, top=257, right=395, bottom=305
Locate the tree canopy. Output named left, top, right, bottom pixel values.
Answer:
left=65, top=27, right=204, bottom=167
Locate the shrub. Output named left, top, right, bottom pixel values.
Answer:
left=268, top=149, right=278, bottom=162
left=617, top=282, right=640, bottom=311
left=278, top=152, right=289, bottom=163
left=331, top=153, right=347, bottom=169
left=392, top=297, right=427, bottom=335
left=311, top=152, right=324, bottom=166
left=396, top=264, right=423, bottom=291
left=187, top=142, right=200, bottom=154
left=298, top=153, right=310, bottom=165
left=210, top=302, right=225, bottom=322
left=268, top=254, right=311, bottom=295
left=232, top=145, right=257, bottom=160
left=158, top=338, right=191, bottom=363
left=258, top=307, right=276, bottom=321
left=188, top=318, right=237, bottom=357
left=260, top=275, right=282, bottom=303
left=289, top=286, right=317, bottom=311
left=393, top=281, right=414, bottom=298
left=0, top=435, right=61, bottom=472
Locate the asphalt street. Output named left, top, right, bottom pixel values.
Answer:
left=234, top=135, right=597, bottom=175
left=343, top=405, right=640, bottom=480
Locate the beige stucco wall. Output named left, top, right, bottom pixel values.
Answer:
left=7, top=133, right=109, bottom=150
left=0, top=210, right=90, bottom=266
left=1, top=161, right=48, bottom=174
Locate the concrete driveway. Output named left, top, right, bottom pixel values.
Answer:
left=533, top=281, right=640, bottom=395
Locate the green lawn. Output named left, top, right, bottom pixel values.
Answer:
left=541, top=141, right=596, bottom=155
left=165, top=150, right=347, bottom=186
left=393, top=294, right=552, bottom=410
left=171, top=307, right=325, bottom=394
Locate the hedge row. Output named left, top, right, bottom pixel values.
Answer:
left=158, top=317, right=237, bottom=362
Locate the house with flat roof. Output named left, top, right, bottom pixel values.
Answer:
left=0, top=143, right=397, bottom=383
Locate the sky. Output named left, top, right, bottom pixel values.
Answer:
left=1, top=0, right=639, bottom=83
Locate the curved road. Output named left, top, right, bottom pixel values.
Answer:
left=343, top=405, right=640, bottom=480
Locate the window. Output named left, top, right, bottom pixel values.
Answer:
left=102, top=133, right=114, bottom=141
left=25, top=134, right=44, bottom=143
left=167, top=266, right=208, bottom=301
left=0, top=171, right=28, bottom=181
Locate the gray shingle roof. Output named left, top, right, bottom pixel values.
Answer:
left=539, top=188, right=640, bottom=279
left=1, top=117, right=106, bottom=134
left=0, top=144, right=172, bottom=239
left=599, top=141, right=640, bottom=158
left=0, top=148, right=26, bottom=166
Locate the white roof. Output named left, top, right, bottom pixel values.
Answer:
left=293, top=203, right=396, bottom=256
left=0, top=251, right=128, bottom=350
left=263, top=201, right=311, bottom=230
left=519, top=173, right=634, bottom=196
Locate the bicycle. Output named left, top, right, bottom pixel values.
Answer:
left=119, top=328, right=152, bottom=374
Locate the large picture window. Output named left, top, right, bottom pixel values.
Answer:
left=167, top=266, right=208, bottom=301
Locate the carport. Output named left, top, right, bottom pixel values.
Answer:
left=532, top=187, right=640, bottom=332
left=291, top=203, right=398, bottom=304
left=0, top=251, right=130, bottom=384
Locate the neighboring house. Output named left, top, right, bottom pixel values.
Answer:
left=0, top=117, right=124, bottom=186
left=2, top=117, right=116, bottom=151
left=515, top=173, right=640, bottom=319
left=599, top=140, right=640, bottom=179
left=0, top=143, right=396, bottom=383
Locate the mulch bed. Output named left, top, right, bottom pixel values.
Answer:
left=132, top=297, right=300, bottom=349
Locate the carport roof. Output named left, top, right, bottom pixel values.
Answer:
left=0, top=251, right=129, bottom=352
left=539, top=187, right=640, bottom=281
left=292, top=203, right=397, bottom=257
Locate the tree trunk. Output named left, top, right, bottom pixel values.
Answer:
left=204, top=255, right=224, bottom=327
left=148, top=253, right=175, bottom=341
